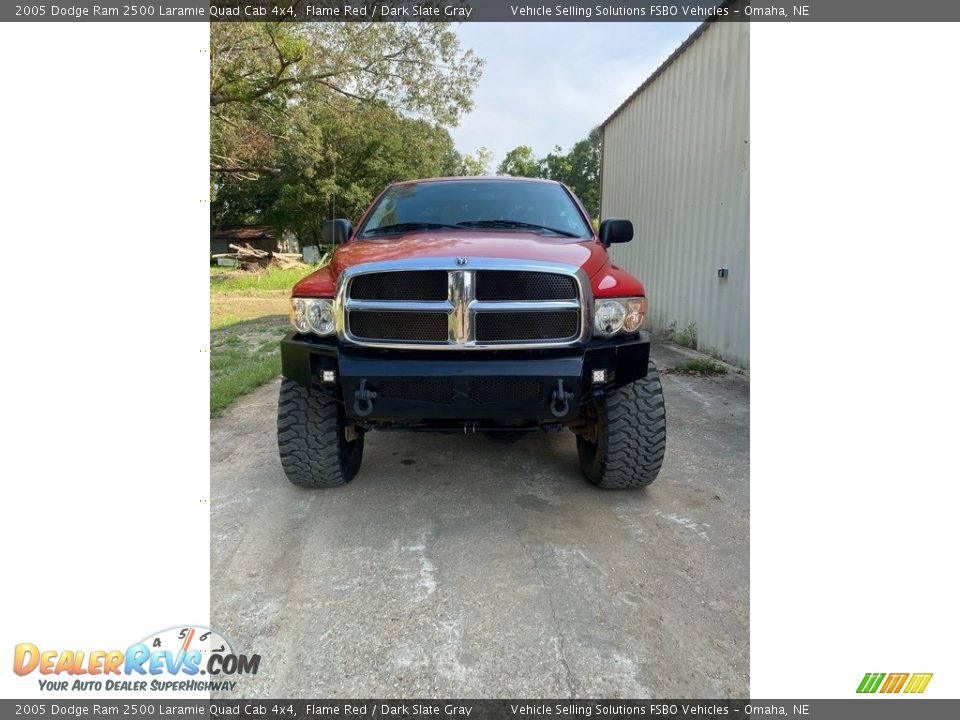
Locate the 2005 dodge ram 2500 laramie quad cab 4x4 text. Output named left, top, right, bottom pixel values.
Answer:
left=278, top=177, right=666, bottom=489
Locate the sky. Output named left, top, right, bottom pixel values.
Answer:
left=451, top=22, right=699, bottom=168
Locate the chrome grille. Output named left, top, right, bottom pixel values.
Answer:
left=349, top=311, right=448, bottom=342
left=475, top=271, right=577, bottom=301
left=351, top=271, right=447, bottom=301
left=339, top=259, right=589, bottom=349
left=475, top=311, right=580, bottom=343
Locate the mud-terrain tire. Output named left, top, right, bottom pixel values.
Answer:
left=577, top=364, right=666, bottom=488
left=277, top=377, right=364, bottom=487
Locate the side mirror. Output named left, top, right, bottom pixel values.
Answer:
left=322, top=219, right=353, bottom=245
left=599, top=218, right=633, bottom=247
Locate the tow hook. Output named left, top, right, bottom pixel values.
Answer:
left=353, top=379, right=377, bottom=417
left=550, top=379, right=574, bottom=418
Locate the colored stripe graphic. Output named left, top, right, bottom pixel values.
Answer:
left=880, top=673, right=909, bottom=693
left=857, top=673, right=885, bottom=693
left=858, top=672, right=933, bottom=694
left=904, top=673, right=933, bottom=694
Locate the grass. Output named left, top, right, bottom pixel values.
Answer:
left=210, top=264, right=317, bottom=294
left=210, top=265, right=316, bottom=329
left=211, top=295, right=292, bottom=330
left=210, top=265, right=317, bottom=415
left=671, top=358, right=728, bottom=376
left=210, top=316, right=290, bottom=415
left=665, top=320, right=699, bottom=349
left=677, top=322, right=698, bottom=349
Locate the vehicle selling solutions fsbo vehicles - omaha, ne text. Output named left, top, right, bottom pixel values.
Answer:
left=278, top=177, right=666, bottom=489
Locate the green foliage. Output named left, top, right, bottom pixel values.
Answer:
left=495, top=128, right=601, bottom=218
left=210, top=316, right=289, bottom=415
left=459, top=147, right=495, bottom=176
left=215, top=102, right=467, bottom=243
left=211, top=313, right=245, bottom=330
left=673, top=358, right=727, bottom=376
left=442, top=146, right=494, bottom=176
left=211, top=23, right=484, bottom=243
left=210, top=265, right=317, bottom=294
left=677, top=322, right=698, bottom=349
left=557, top=128, right=601, bottom=220
left=665, top=320, right=677, bottom=342
left=497, top=146, right=540, bottom=178
left=211, top=23, right=482, bottom=125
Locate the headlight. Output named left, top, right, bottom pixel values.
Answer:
left=595, top=300, right=626, bottom=335
left=290, top=298, right=335, bottom=336
left=291, top=298, right=310, bottom=334
left=623, top=297, right=647, bottom=332
left=594, top=297, right=647, bottom=336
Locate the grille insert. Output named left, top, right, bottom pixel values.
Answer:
left=379, top=380, right=457, bottom=404
left=349, top=311, right=448, bottom=342
left=468, top=379, right=544, bottom=404
left=342, top=266, right=585, bottom=347
left=475, top=311, right=579, bottom=342
left=476, top=271, right=577, bottom=301
left=350, top=271, right=448, bottom=301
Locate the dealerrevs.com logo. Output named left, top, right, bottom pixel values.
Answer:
left=13, top=625, right=259, bottom=692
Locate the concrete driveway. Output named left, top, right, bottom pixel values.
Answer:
left=211, top=344, right=749, bottom=698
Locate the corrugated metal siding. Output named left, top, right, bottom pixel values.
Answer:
left=600, top=19, right=749, bottom=367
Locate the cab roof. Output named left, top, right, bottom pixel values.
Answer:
left=390, top=176, right=562, bottom=187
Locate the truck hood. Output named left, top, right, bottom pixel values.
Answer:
left=329, top=231, right=609, bottom=279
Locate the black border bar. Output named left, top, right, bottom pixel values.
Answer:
left=6, top=1, right=960, bottom=22
left=2, top=700, right=959, bottom=719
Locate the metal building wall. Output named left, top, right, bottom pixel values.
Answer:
left=600, top=19, right=749, bottom=367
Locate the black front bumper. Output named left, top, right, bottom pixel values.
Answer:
left=281, top=332, right=650, bottom=423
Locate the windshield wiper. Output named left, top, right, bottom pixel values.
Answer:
left=362, top=222, right=460, bottom=237
left=456, top=220, right=580, bottom=238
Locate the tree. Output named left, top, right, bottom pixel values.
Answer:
left=496, top=129, right=602, bottom=218
left=211, top=23, right=481, bottom=117
left=210, top=22, right=484, bottom=242
left=457, top=147, right=495, bottom=176
left=213, top=101, right=463, bottom=244
left=557, top=128, right=601, bottom=219
left=211, top=23, right=482, bottom=174
left=497, top=145, right=541, bottom=178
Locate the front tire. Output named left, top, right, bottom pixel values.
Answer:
left=577, top=364, right=666, bottom=488
left=277, top=377, right=364, bottom=488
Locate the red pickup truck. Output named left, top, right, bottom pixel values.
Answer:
left=279, top=177, right=666, bottom=489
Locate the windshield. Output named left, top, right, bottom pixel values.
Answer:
left=357, top=180, right=593, bottom=239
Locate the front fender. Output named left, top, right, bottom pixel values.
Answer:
left=591, top=264, right=646, bottom=298
left=292, top=266, right=336, bottom=297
